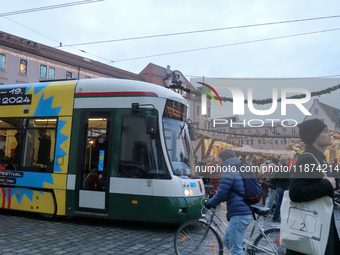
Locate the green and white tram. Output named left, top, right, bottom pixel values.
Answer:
left=0, top=78, right=204, bottom=223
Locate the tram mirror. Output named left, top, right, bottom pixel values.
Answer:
left=145, top=115, right=157, bottom=135
left=174, top=169, right=181, bottom=176
left=189, top=124, right=197, bottom=141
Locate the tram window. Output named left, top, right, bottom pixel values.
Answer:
left=119, top=115, right=169, bottom=179
left=83, top=117, right=108, bottom=191
left=0, top=118, right=56, bottom=172
left=22, top=119, right=57, bottom=172
left=0, top=119, right=23, bottom=170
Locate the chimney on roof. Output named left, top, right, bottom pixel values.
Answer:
left=166, top=65, right=171, bottom=74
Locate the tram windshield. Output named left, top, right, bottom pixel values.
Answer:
left=163, top=100, right=197, bottom=178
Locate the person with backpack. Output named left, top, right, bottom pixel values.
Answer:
left=205, top=149, right=255, bottom=255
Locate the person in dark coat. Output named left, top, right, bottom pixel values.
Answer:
left=206, top=149, right=253, bottom=255
left=286, top=119, right=340, bottom=255
left=272, top=157, right=290, bottom=222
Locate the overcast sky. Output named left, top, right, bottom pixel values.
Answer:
left=1, top=0, right=340, bottom=120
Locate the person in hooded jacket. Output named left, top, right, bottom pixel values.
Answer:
left=206, top=149, right=253, bottom=255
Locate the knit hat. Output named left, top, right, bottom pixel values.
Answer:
left=218, top=149, right=236, bottom=162
left=279, top=157, right=289, bottom=165
left=298, top=119, right=327, bottom=145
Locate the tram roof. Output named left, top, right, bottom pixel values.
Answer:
left=75, top=78, right=188, bottom=106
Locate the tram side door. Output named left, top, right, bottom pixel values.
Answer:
left=77, top=111, right=111, bottom=213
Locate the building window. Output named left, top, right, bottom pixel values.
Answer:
left=196, top=106, right=199, bottom=115
left=250, top=140, right=253, bottom=145
left=265, top=129, right=268, bottom=134
left=258, top=139, right=261, bottom=144
left=19, top=59, right=27, bottom=74
left=208, top=108, right=210, bottom=117
left=240, top=140, right=243, bottom=144
left=40, top=65, right=47, bottom=79
left=240, top=130, right=244, bottom=134
left=48, top=67, right=55, bottom=80
left=275, top=139, right=278, bottom=145
left=0, top=54, right=6, bottom=69
left=291, top=128, right=295, bottom=134
left=246, top=140, right=249, bottom=145
left=315, top=108, right=318, bottom=115
left=66, top=71, right=72, bottom=79
left=233, top=131, right=236, bottom=134
left=282, top=128, right=286, bottom=133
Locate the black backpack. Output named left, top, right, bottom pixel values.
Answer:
left=234, top=166, right=262, bottom=205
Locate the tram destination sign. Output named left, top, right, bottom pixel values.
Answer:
left=0, top=86, right=32, bottom=106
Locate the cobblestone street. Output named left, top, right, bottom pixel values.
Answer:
left=0, top=210, right=177, bottom=255
left=1, top=204, right=340, bottom=255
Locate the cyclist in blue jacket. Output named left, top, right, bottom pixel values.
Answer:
left=206, top=149, right=253, bottom=255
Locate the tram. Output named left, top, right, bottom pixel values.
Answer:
left=0, top=78, right=205, bottom=223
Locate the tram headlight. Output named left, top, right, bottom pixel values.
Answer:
left=189, top=189, right=193, bottom=196
left=184, top=189, right=190, bottom=196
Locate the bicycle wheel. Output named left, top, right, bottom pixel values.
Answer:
left=174, top=220, right=223, bottom=255
left=250, top=228, right=286, bottom=255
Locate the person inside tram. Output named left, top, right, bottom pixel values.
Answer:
left=12, top=132, right=21, bottom=164
left=84, top=168, right=100, bottom=190
left=5, top=158, right=15, bottom=170
left=0, top=147, right=5, bottom=157
left=37, top=129, right=51, bottom=166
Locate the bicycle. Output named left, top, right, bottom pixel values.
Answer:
left=174, top=201, right=285, bottom=254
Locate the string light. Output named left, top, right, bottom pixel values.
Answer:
left=211, top=84, right=340, bottom=105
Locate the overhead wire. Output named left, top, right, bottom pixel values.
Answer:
left=0, top=0, right=104, bottom=17
left=1, top=4, right=340, bottom=75
left=1, top=10, right=115, bottom=63
left=2, top=16, right=61, bottom=44
left=112, top=27, right=340, bottom=62
left=185, top=74, right=340, bottom=79
left=57, top=14, right=340, bottom=47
